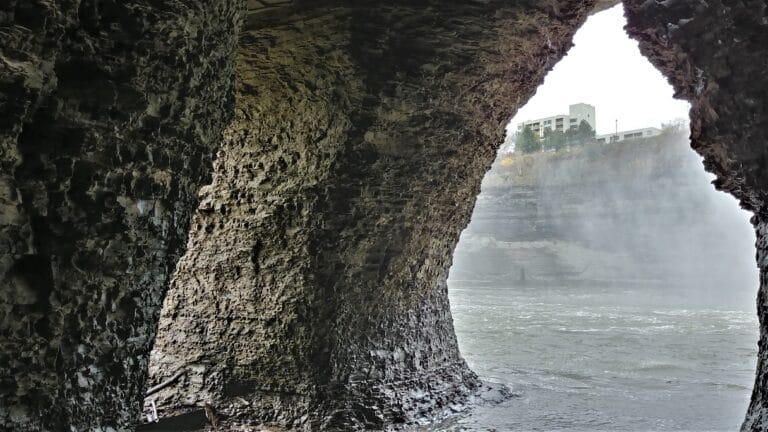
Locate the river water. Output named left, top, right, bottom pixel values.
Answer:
left=438, top=282, right=757, bottom=431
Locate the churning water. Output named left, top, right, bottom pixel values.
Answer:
left=440, top=283, right=757, bottom=431
left=431, top=5, right=759, bottom=427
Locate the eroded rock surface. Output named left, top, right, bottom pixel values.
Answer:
left=149, top=1, right=599, bottom=429
left=0, top=1, right=243, bottom=430
left=621, top=2, right=768, bottom=430
left=3, top=0, right=768, bottom=431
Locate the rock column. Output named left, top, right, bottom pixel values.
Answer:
left=150, top=1, right=598, bottom=429
left=0, top=1, right=243, bottom=430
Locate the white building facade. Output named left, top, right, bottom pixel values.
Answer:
left=596, top=127, right=661, bottom=144
left=517, top=103, right=596, bottom=137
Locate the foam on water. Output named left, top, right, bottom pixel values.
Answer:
left=435, top=284, right=758, bottom=431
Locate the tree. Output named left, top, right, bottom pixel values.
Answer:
left=541, top=127, right=552, bottom=150
left=567, top=120, right=595, bottom=147
left=543, top=128, right=566, bottom=151
left=516, top=125, right=541, bottom=154
left=577, top=120, right=596, bottom=142
left=661, top=118, right=689, bottom=138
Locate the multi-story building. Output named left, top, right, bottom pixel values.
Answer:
left=516, top=103, right=664, bottom=146
left=596, top=127, right=661, bottom=144
left=516, top=103, right=596, bottom=137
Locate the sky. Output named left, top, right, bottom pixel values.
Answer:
left=507, top=4, right=690, bottom=137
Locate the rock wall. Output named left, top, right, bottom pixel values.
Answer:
left=0, top=1, right=243, bottom=430
left=148, top=1, right=600, bottom=429
left=4, top=0, right=768, bottom=431
left=621, top=2, right=768, bottom=430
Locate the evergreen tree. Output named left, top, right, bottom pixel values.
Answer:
left=542, top=127, right=567, bottom=151
left=516, top=125, right=541, bottom=153
left=567, top=120, right=595, bottom=147
left=542, top=127, right=553, bottom=150
left=565, top=127, right=577, bottom=147
left=577, top=120, right=596, bottom=142
left=547, top=129, right=566, bottom=151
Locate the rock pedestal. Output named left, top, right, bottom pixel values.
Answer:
left=149, top=2, right=597, bottom=429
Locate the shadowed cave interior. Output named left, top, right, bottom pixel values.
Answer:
left=1, top=1, right=768, bottom=431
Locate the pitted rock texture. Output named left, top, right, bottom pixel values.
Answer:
left=622, top=1, right=767, bottom=430
left=149, top=1, right=599, bottom=429
left=4, top=1, right=768, bottom=431
left=754, top=220, right=768, bottom=431
left=0, top=1, right=242, bottom=430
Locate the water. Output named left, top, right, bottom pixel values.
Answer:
left=439, top=283, right=758, bottom=431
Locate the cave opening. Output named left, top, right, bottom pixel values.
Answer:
left=447, top=5, right=759, bottom=431
left=4, top=2, right=768, bottom=431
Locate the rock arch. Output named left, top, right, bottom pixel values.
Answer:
left=148, top=2, right=596, bottom=429
left=1, top=1, right=767, bottom=431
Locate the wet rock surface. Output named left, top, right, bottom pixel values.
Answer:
left=622, top=2, right=768, bottom=430
left=148, top=1, right=598, bottom=429
left=2, top=0, right=768, bottom=431
left=0, top=1, right=243, bottom=430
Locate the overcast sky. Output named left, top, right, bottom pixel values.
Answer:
left=508, top=4, right=690, bottom=136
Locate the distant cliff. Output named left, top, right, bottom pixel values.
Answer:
left=450, top=131, right=756, bottom=307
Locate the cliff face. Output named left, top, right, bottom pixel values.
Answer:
left=452, top=134, right=755, bottom=309
left=0, top=1, right=243, bottom=430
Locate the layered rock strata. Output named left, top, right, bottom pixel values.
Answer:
left=0, top=1, right=243, bottom=430
left=148, top=1, right=600, bottom=429
left=451, top=134, right=755, bottom=307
